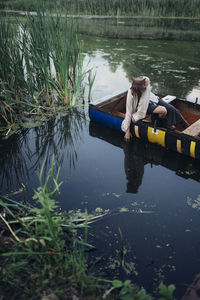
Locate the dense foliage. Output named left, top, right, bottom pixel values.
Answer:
left=1, top=0, right=200, bottom=17
left=0, top=11, right=93, bottom=136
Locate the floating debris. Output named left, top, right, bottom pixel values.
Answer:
left=112, top=193, right=122, bottom=198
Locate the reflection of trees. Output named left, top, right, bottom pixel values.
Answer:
left=0, top=108, right=86, bottom=192
left=80, top=19, right=200, bottom=99
left=89, top=121, right=200, bottom=194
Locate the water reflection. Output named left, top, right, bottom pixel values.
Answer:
left=82, top=32, right=200, bottom=100
left=30, top=109, right=85, bottom=171
left=0, top=108, right=86, bottom=192
left=0, top=130, right=30, bottom=190
left=123, top=142, right=144, bottom=193
left=89, top=121, right=200, bottom=193
left=89, top=120, right=200, bottom=298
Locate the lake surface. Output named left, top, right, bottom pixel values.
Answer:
left=1, top=16, right=200, bottom=298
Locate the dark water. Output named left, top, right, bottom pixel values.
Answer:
left=1, top=16, right=200, bottom=298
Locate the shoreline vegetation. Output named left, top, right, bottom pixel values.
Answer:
left=2, top=10, right=200, bottom=20
left=0, top=158, right=176, bottom=299
left=0, top=0, right=200, bottom=18
left=0, top=9, right=96, bottom=137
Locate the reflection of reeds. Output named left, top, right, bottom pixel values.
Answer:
left=0, top=129, right=30, bottom=191
left=30, top=108, right=86, bottom=172
left=0, top=108, right=86, bottom=192
left=0, top=11, right=87, bottom=133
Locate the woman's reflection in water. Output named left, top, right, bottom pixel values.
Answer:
left=123, top=140, right=146, bottom=193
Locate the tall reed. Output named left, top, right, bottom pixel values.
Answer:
left=59, top=0, right=200, bottom=17
left=0, top=17, right=25, bottom=127
left=0, top=11, right=88, bottom=134
left=22, top=11, right=85, bottom=106
left=1, top=0, right=200, bottom=16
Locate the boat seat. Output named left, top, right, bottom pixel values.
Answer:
left=182, top=119, right=200, bottom=137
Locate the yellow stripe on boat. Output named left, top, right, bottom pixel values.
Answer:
left=177, top=139, right=182, bottom=153
left=134, top=125, right=140, bottom=138
left=190, top=141, right=196, bottom=158
left=147, top=127, right=166, bottom=147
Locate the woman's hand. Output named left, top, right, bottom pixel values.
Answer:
left=124, top=128, right=132, bottom=141
left=132, top=117, right=136, bottom=123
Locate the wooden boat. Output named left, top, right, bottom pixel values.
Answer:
left=89, top=90, right=200, bottom=160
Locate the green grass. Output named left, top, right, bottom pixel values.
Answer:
left=0, top=157, right=100, bottom=299
left=0, top=156, right=177, bottom=299
left=0, top=10, right=91, bottom=136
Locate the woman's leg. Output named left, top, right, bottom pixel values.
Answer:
left=147, top=102, right=167, bottom=129
left=147, top=102, right=167, bottom=119
left=158, top=98, right=189, bottom=127
left=152, top=105, right=167, bottom=119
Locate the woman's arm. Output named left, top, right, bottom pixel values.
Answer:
left=121, top=89, right=134, bottom=133
left=132, top=79, right=150, bottom=122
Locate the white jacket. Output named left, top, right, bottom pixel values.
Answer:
left=121, top=78, right=159, bottom=132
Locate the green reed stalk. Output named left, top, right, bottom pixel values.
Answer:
left=87, top=69, right=96, bottom=102
left=0, top=18, right=26, bottom=126
left=0, top=10, right=90, bottom=134
left=22, top=12, right=85, bottom=106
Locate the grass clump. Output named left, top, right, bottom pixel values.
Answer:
left=0, top=157, right=99, bottom=299
left=0, top=10, right=91, bottom=136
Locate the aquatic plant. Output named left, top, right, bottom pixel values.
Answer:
left=0, top=18, right=25, bottom=129
left=103, top=280, right=175, bottom=299
left=22, top=11, right=85, bottom=106
left=87, top=69, right=96, bottom=102
left=0, top=157, right=98, bottom=299
left=0, top=11, right=92, bottom=135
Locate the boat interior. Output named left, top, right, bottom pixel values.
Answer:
left=95, top=92, right=200, bottom=138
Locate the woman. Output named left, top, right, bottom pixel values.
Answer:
left=121, top=76, right=189, bottom=141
